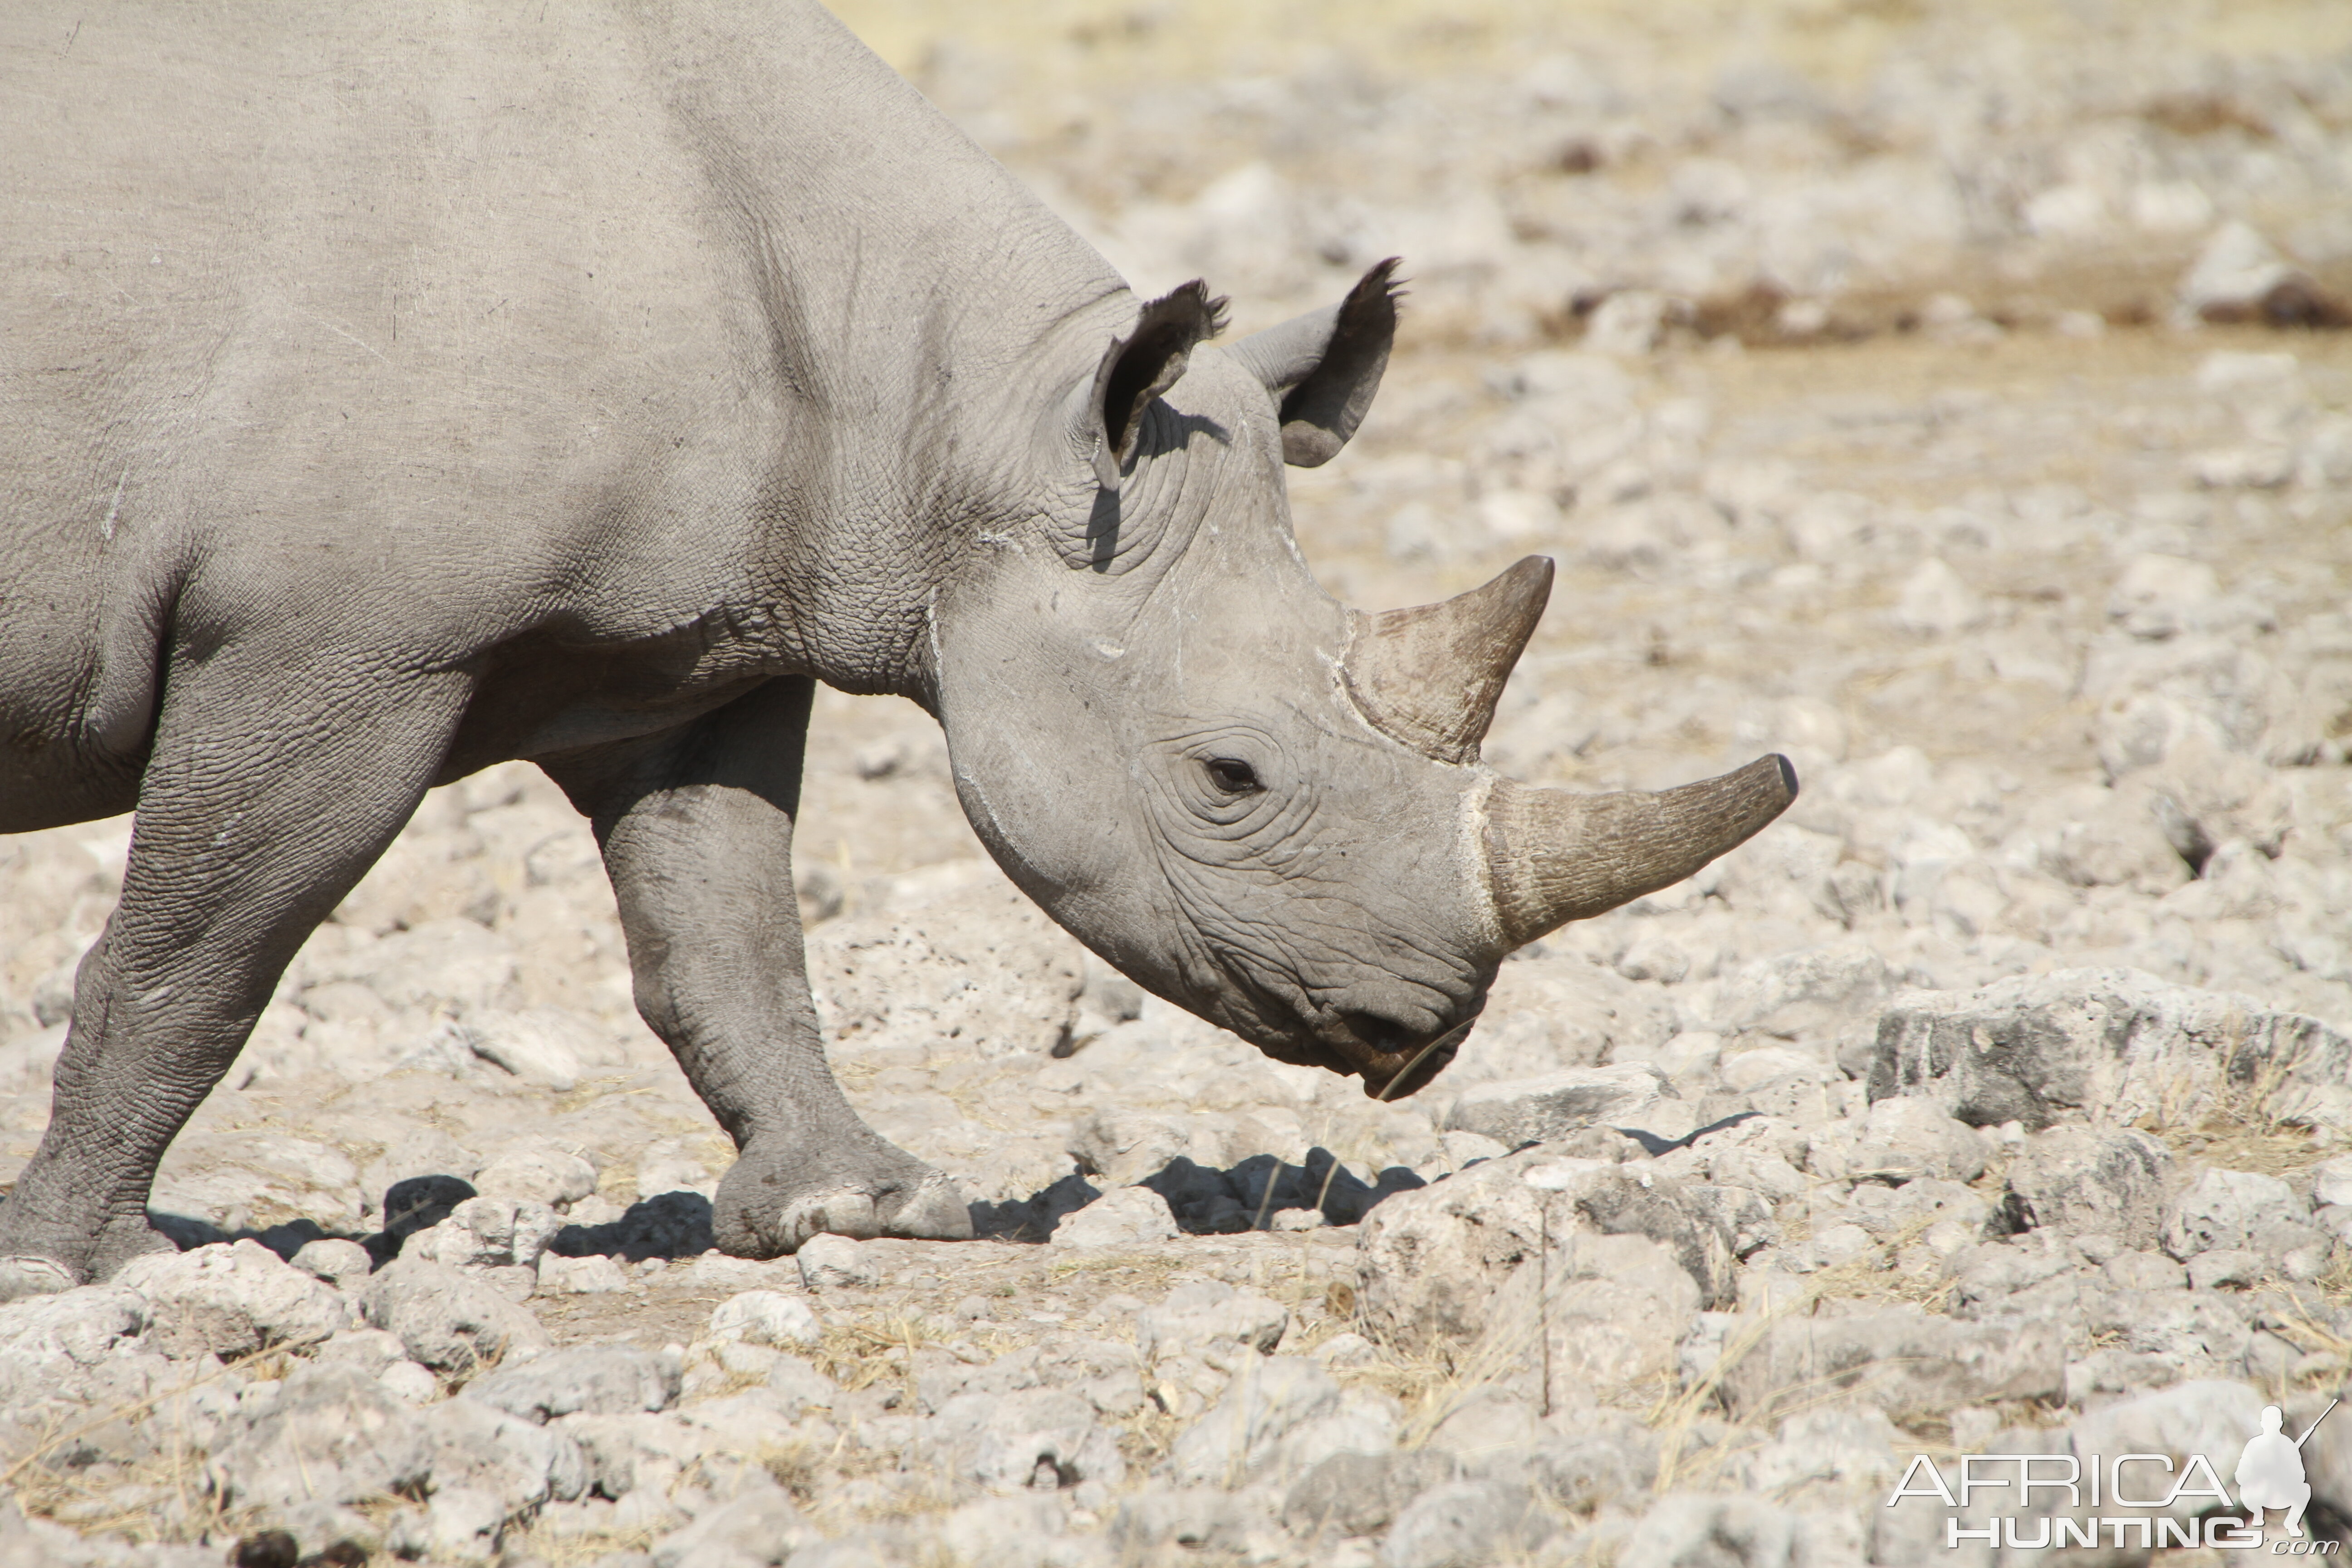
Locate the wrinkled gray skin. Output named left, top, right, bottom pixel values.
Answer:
left=0, top=3, right=1788, bottom=1295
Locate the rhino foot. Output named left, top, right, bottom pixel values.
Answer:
left=714, top=1136, right=974, bottom=1258
left=0, top=1212, right=176, bottom=1301
left=90, top=1215, right=180, bottom=1278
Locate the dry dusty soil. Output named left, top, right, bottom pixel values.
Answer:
left=5, top=2, right=2352, bottom=1565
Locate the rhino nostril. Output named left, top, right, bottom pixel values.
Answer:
left=1340, top=1010, right=1419, bottom=1060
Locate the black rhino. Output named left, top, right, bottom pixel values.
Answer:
left=0, top=1, right=1793, bottom=1292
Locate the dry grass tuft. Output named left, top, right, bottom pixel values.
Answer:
left=811, top=1313, right=940, bottom=1400
left=1113, top=1390, right=1191, bottom=1473
left=9, top=1450, right=244, bottom=1549
left=756, top=1436, right=830, bottom=1504
left=1394, top=1288, right=1551, bottom=1452
left=0, top=1322, right=431, bottom=1551
left=2143, top=1017, right=2352, bottom=1181
left=505, top=1517, right=659, bottom=1568
left=1040, top=1251, right=1200, bottom=1288
left=550, top=1074, right=651, bottom=1117
left=2169, top=1117, right=2334, bottom=1181
left=2302, top=1248, right=2352, bottom=1312
left=1646, top=1215, right=1945, bottom=1490
left=2258, top=1284, right=2352, bottom=1371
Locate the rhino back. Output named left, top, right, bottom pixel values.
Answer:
left=1, top=2, right=1124, bottom=787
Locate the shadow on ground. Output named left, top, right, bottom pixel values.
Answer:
left=147, top=1116, right=1778, bottom=1265
left=150, top=1180, right=719, bottom=1266
left=971, top=1147, right=1429, bottom=1243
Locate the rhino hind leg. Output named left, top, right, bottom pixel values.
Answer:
left=543, top=677, right=973, bottom=1261
left=0, top=653, right=475, bottom=1298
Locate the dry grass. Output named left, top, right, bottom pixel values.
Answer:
left=811, top=1313, right=941, bottom=1400
left=1039, top=1250, right=1203, bottom=1292
left=505, top=1518, right=661, bottom=1568
left=1312, top=1202, right=1975, bottom=1494
left=0, top=1327, right=357, bottom=1548
left=818, top=1465, right=964, bottom=1531
left=2303, top=1247, right=2352, bottom=1312
left=758, top=1436, right=827, bottom=1504
left=1112, top=1390, right=1191, bottom=1474
left=10, top=1451, right=242, bottom=1549
left=1396, top=1287, right=1553, bottom=1452
left=1269, top=1277, right=1365, bottom=1362
left=2257, top=1280, right=2352, bottom=1371
left=1645, top=1215, right=1945, bottom=1490
left=2139, top=1019, right=2350, bottom=1182
left=2166, top=1117, right=2334, bottom=1182
left=680, top=1359, right=781, bottom=1401
left=749, top=1426, right=958, bottom=1532
left=627, top=1391, right=966, bottom=1535
left=550, top=1073, right=653, bottom=1117
left=800, top=1309, right=1026, bottom=1410
left=1319, top=1260, right=1563, bottom=1455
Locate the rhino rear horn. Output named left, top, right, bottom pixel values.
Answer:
left=1343, top=555, right=1551, bottom=764
left=1228, top=257, right=1402, bottom=467
left=1084, top=280, right=1228, bottom=490
left=1484, top=755, right=1799, bottom=949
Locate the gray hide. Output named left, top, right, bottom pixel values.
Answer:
left=0, top=2, right=1794, bottom=1289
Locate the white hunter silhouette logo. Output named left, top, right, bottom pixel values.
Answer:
left=1889, top=1397, right=2339, bottom=1553
left=2237, top=1401, right=2332, bottom=1538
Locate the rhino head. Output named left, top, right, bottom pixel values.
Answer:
left=927, top=261, right=1794, bottom=1098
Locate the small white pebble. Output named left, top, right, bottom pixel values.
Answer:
left=380, top=1362, right=440, bottom=1404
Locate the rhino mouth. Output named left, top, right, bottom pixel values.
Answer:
left=1229, top=993, right=1477, bottom=1100
left=1335, top=1013, right=1477, bottom=1101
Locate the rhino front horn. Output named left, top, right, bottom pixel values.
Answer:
left=1483, top=755, right=1799, bottom=949
left=1344, top=556, right=1553, bottom=765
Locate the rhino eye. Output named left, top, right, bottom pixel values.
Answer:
left=1202, top=757, right=1262, bottom=795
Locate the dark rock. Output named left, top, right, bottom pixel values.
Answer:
left=1868, top=969, right=2351, bottom=1131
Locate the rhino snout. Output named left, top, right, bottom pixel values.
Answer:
left=1312, top=980, right=1483, bottom=1101
left=1343, top=1014, right=1475, bottom=1102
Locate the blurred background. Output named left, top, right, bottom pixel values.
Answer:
left=843, top=0, right=2352, bottom=343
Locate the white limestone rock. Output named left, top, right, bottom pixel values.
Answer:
left=112, top=1240, right=348, bottom=1361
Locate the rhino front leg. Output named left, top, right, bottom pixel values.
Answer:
left=542, top=677, right=972, bottom=1256
left=0, top=655, right=473, bottom=1299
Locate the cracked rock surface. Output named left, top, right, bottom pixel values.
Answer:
left=7, top=0, right=2352, bottom=1563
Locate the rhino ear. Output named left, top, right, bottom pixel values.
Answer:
left=1227, top=258, right=1402, bottom=467
left=1082, top=280, right=1228, bottom=491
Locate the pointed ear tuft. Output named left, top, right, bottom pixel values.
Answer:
left=1228, top=258, right=1404, bottom=467
left=1087, top=280, right=1228, bottom=490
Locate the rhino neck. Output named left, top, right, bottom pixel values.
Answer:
left=646, top=3, right=1135, bottom=703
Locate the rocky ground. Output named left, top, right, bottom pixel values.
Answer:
left=6, top=1, right=2352, bottom=1564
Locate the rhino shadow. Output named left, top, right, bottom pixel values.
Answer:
left=148, top=1209, right=349, bottom=1261
left=547, top=1190, right=715, bottom=1261
left=139, top=1169, right=476, bottom=1265
left=362, top=1175, right=715, bottom=1263
left=358, top=1175, right=715, bottom=1263
left=158, top=1147, right=1420, bottom=1260
left=1503, top=1110, right=1763, bottom=1162
left=149, top=1172, right=502, bottom=1268
left=970, top=1148, right=1426, bottom=1243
